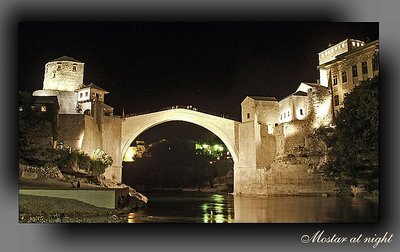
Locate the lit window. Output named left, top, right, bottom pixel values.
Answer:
left=362, top=62, right=368, bottom=74
left=300, top=109, right=303, bottom=115
left=31, top=105, right=35, bottom=111
left=357, top=42, right=360, bottom=47
left=247, top=113, right=250, bottom=119
left=342, top=71, right=347, bottom=83
left=334, top=95, right=339, bottom=106
left=352, top=65, right=358, bottom=77
left=72, top=65, right=77, bottom=72
left=85, top=91, right=89, bottom=97
left=333, top=75, right=338, bottom=86
left=342, top=43, right=345, bottom=48
left=41, top=106, right=46, bottom=112
left=352, top=41, right=356, bottom=46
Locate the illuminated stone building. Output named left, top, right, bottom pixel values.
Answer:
left=33, top=56, right=113, bottom=116
left=317, top=39, right=379, bottom=114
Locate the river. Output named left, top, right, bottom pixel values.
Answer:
left=125, top=191, right=379, bottom=223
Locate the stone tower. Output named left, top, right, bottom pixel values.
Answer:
left=43, top=56, right=84, bottom=92
left=34, top=56, right=84, bottom=114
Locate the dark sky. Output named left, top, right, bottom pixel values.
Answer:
left=19, top=22, right=378, bottom=121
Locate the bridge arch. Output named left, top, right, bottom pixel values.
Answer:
left=120, top=108, right=239, bottom=165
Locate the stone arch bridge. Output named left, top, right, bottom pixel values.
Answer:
left=120, top=108, right=240, bottom=164
left=59, top=105, right=335, bottom=195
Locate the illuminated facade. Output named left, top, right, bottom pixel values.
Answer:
left=317, top=39, right=379, bottom=114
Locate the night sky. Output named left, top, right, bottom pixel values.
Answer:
left=19, top=22, right=378, bottom=142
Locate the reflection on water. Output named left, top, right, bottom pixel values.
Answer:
left=126, top=191, right=378, bottom=223
left=202, top=194, right=234, bottom=223
left=234, top=195, right=378, bottom=223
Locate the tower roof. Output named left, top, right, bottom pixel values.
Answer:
left=50, top=56, right=83, bottom=63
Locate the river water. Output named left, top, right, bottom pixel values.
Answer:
left=125, top=191, right=379, bottom=223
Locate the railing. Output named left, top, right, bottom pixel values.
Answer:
left=124, top=105, right=239, bottom=121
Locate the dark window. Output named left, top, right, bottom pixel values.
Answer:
left=85, top=91, right=89, bottom=97
left=72, top=65, right=77, bottom=72
left=288, top=111, right=290, bottom=117
left=57, top=64, right=61, bottom=71
left=333, top=75, right=338, bottom=86
left=362, top=62, right=368, bottom=74
left=373, top=57, right=379, bottom=71
left=300, top=109, right=303, bottom=115
left=247, top=113, right=250, bottom=119
left=352, top=65, right=358, bottom=77
left=334, top=95, right=340, bottom=106
left=80, top=93, right=83, bottom=98
left=284, top=112, right=286, bottom=118
left=280, top=114, right=282, bottom=120
left=342, top=71, right=347, bottom=83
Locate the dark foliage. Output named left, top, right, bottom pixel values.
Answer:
left=316, top=77, right=379, bottom=192
left=122, top=139, right=233, bottom=189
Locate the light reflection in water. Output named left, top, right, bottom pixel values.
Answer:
left=125, top=191, right=378, bottom=223
left=202, top=194, right=233, bottom=223
left=128, top=213, right=135, bottom=223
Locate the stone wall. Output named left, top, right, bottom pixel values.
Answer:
left=19, top=164, right=65, bottom=181
left=33, top=90, right=78, bottom=114
left=102, top=116, right=123, bottom=182
left=58, top=114, right=86, bottom=149
left=19, top=187, right=129, bottom=209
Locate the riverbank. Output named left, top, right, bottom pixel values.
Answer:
left=19, top=194, right=128, bottom=223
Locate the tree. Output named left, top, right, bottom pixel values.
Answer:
left=90, top=149, right=113, bottom=176
left=317, top=77, right=379, bottom=193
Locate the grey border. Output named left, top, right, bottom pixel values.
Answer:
left=2, top=0, right=399, bottom=252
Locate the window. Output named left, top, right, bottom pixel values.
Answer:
left=85, top=91, right=89, bottom=97
left=334, top=95, right=340, bottom=106
left=333, top=75, right=338, bottom=86
left=288, top=111, right=290, bottom=117
left=362, top=62, right=368, bottom=74
left=284, top=112, right=286, bottom=118
left=280, top=114, right=282, bottom=120
left=80, top=93, right=83, bottom=98
left=72, top=64, right=77, bottom=72
left=373, top=57, right=379, bottom=71
left=52, top=73, right=55, bottom=78
left=40, top=106, right=46, bottom=112
left=247, top=113, right=250, bottom=119
left=57, top=64, right=61, bottom=71
left=342, top=71, right=347, bottom=83
left=300, top=109, right=303, bottom=115
left=352, top=65, right=358, bottom=78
